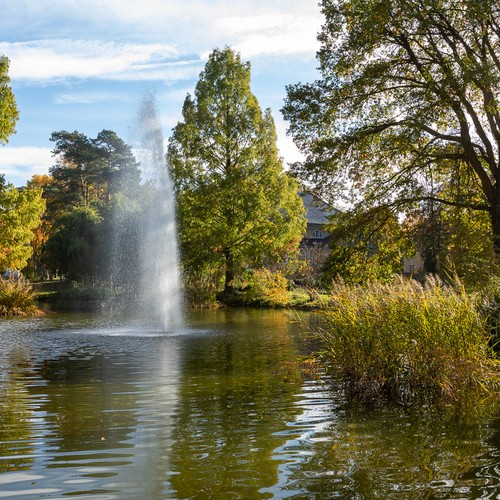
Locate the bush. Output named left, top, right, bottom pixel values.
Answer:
left=237, top=269, right=290, bottom=307
left=320, top=276, right=499, bottom=404
left=182, top=269, right=221, bottom=307
left=60, top=282, right=112, bottom=301
left=477, top=275, right=500, bottom=348
left=0, top=278, right=40, bottom=316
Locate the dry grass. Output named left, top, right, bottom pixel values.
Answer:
left=0, top=278, right=42, bottom=316
left=320, top=276, right=500, bottom=403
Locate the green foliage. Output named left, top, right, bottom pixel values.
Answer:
left=321, top=207, right=412, bottom=286
left=320, top=277, right=499, bottom=404
left=0, top=179, right=45, bottom=270
left=42, top=206, right=104, bottom=283
left=477, top=276, right=500, bottom=349
left=233, top=269, right=290, bottom=307
left=182, top=265, right=224, bottom=307
left=0, top=278, right=39, bottom=316
left=0, top=56, right=18, bottom=143
left=439, top=205, right=496, bottom=288
left=48, top=129, right=140, bottom=212
left=282, top=0, right=500, bottom=252
left=39, top=129, right=146, bottom=289
left=169, top=47, right=306, bottom=294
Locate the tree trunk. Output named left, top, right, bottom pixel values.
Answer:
left=489, top=202, right=500, bottom=258
left=224, top=249, right=234, bottom=294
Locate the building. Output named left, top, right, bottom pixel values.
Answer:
left=299, top=192, right=338, bottom=269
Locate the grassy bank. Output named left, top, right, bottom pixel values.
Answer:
left=319, top=277, right=500, bottom=404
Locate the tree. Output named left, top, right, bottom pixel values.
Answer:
left=282, top=0, right=500, bottom=256
left=0, top=56, right=18, bottom=143
left=26, top=174, right=53, bottom=278
left=42, top=130, right=142, bottom=286
left=0, top=176, right=45, bottom=271
left=168, top=47, right=306, bottom=293
left=42, top=206, right=104, bottom=283
left=49, top=129, right=140, bottom=211
left=321, top=207, right=412, bottom=285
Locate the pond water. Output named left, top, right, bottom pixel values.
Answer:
left=2, top=309, right=500, bottom=499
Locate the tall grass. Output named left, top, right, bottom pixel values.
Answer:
left=320, top=276, right=499, bottom=403
left=0, top=278, right=41, bottom=316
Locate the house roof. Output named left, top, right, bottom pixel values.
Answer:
left=301, top=192, right=338, bottom=226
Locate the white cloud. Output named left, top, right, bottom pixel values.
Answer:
left=0, top=146, right=53, bottom=185
left=0, top=39, right=203, bottom=82
left=274, top=118, right=303, bottom=168
left=53, top=91, right=130, bottom=104
left=212, top=12, right=321, bottom=58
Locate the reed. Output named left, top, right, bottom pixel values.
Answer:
left=0, top=278, right=41, bottom=316
left=320, top=276, right=499, bottom=403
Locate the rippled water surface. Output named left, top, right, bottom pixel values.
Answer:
left=2, top=309, right=500, bottom=498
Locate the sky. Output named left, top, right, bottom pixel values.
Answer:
left=0, top=0, right=323, bottom=187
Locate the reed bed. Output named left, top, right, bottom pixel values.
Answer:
left=320, top=276, right=500, bottom=403
left=0, top=278, right=41, bottom=316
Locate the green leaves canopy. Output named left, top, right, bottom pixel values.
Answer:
left=283, top=0, right=500, bottom=247
left=168, top=47, right=306, bottom=291
left=0, top=56, right=18, bottom=143
left=0, top=177, right=45, bottom=270
left=49, top=129, right=141, bottom=211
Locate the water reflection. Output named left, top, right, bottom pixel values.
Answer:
left=169, top=310, right=306, bottom=498
left=2, top=311, right=500, bottom=498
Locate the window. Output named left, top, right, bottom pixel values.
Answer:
left=312, top=230, right=324, bottom=239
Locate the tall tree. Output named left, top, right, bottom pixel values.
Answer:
left=0, top=56, right=18, bottom=143
left=42, top=206, right=104, bottom=283
left=0, top=176, right=45, bottom=271
left=49, top=130, right=140, bottom=210
left=43, top=130, right=142, bottom=286
left=26, top=174, right=53, bottom=278
left=283, top=0, right=500, bottom=254
left=168, top=47, right=306, bottom=293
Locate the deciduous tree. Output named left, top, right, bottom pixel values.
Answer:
left=0, top=56, right=18, bottom=143
left=0, top=176, right=45, bottom=271
left=283, top=0, right=500, bottom=255
left=169, top=47, right=306, bottom=293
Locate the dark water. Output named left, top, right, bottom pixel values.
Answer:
left=1, top=309, right=500, bottom=498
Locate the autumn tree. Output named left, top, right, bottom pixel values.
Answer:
left=168, top=47, right=306, bottom=294
left=283, top=0, right=500, bottom=261
left=26, top=174, right=53, bottom=278
left=0, top=56, right=18, bottom=143
left=0, top=176, right=45, bottom=271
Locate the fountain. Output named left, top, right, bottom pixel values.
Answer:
left=114, top=92, right=182, bottom=329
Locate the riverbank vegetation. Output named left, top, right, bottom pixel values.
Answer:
left=0, top=278, right=41, bottom=316
left=319, top=277, right=500, bottom=404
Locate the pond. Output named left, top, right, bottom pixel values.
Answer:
left=1, top=309, right=500, bottom=498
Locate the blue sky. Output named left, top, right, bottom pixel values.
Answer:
left=0, top=0, right=322, bottom=187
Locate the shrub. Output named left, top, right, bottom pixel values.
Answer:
left=60, top=283, right=112, bottom=301
left=0, top=278, right=40, bottom=316
left=237, top=269, right=290, bottom=307
left=477, top=275, right=500, bottom=348
left=320, top=276, right=499, bottom=404
left=182, top=268, right=221, bottom=307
